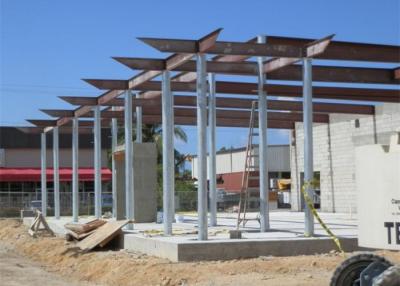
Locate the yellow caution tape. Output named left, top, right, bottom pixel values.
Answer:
left=301, top=180, right=345, bottom=257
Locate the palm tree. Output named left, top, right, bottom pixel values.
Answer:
left=117, top=123, right=188, bottom=167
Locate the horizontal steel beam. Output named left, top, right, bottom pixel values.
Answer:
left=48, top=95, right=377, bottom=115
left=110, top=59, right=400, bottom=84
left=141, top=115, right=295, bottom=129
left=40, top=109, right=75, bottom=117
left=74, top=108, right=329, bottom=123
left=138, top=38, right=305, bottom=57
left=17, top=126, right=103, bottom=134
left=135, top=81, right=400, bottom=103
left=266, top=35, right=400, bottom=63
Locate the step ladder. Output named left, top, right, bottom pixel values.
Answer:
left=236, top=101, right=261, bottom=228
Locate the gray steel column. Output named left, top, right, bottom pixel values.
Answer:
left=196, top=54, right=208, bottom=240
left=124, top=90, right=134, bottom=230
left=162, top=70, right=174, bottom=235
left=72, top=118, right=79, bottom=222
left=135, top=93, right=143, bottom=143
left=93, top=105, right=102, bottom=219
left=111, top=107, right=118, bottom=218
left=53, top=127, right=60, bottom=219
left=208, top=73, right=217, bottom=227
left=303, top=57, right=315, bottom=236
left=257, top=35, right=270, bottom=232
left=40, top=132, right=47, bottom=216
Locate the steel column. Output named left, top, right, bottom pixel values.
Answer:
left=53, top=127, right=60, bottom=219
left=303, top=58, right=315, bottom=236
left=208, top=73, right=217, bottom=227
left=196, top=54, right=208, bottom=240
left=111, top=107, right=118, bottom=218
left=136, top=93, right=143, bottom=143
left=93, top=105, right=102, bottom=218
left=72, top=118, right=79, bottom=222
left=257, top=35, right=270, bottom=232
left=40, top=132, right=47, bottom=216
left=162, top=70, right=175, bottom=235
left=124, top=90, right=134, bottom=230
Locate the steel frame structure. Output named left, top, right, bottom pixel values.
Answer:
left=26, top=29, right=399, bottom=239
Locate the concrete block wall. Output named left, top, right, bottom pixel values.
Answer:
left=290, top=103, right=400, bottom=213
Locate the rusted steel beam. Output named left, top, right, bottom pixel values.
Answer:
left=269, top=65, right=400, bottom=85
left=264, top=34, right=334, bottom=73
left=139, top=38, right=258, bottom=99
left=59, top=96, right=98, bottom=106
left=50, top=95, right=377, bottom=115
left=60, top=95, right=377, bottom=114
left=136, top=81, right=400, bottom=103
left=82, top=79, right=128, bottom=90
left=27, top=119, right=57, bottom=127
left=141, top=115, right=295, bottom=129
left=74, top=106, right=329, bottom=123
left=40, top=109, right=75, bottom=117
left=27, top=119, right=98, bottom=127
left=138, top=38, right=305, bottom=58
left=394, top=67, right=400, bottom=80
left=90, top=62, right=400, bottom=84
left=266, top=36, right=400, bottom=63
left=18, top=126, right=105, bottom=134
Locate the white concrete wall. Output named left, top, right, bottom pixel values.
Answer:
left=3, top=148, right=109, bottom=168
left=290, top=103, right=400, bottom=213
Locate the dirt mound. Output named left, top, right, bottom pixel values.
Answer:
left=0, top=219, right=399, bottom=286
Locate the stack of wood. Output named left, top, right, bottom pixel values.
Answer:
left=76, top=220, right=130, bottom=252
left=64, top=219, right=106, bottom=241
left=65, top=219, right=131, bottom=252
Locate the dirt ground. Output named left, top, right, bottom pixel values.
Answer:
left=0, top=219, right=399, bottom=286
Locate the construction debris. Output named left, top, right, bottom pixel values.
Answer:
left=64, top=219, right=106, bottom=241
left=28, top=211, right=54, bottom=237
left=76, top=220, right=130, bottom=252
left=65, top=219, right=106, bottom=234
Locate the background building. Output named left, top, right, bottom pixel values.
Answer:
left=290, top=103, right=400, bottom=213
left=0, top=126, right=112, bottom=215
left=191, top=145, right=291, bottom=209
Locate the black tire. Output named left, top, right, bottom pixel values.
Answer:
left=373, top=265, right=400, bottom=286
left=330, top=253, right=393, bottom=286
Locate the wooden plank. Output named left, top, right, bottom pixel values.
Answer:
left=64, top=219, right=106, bottom=234
left=99, top=229, right=122, bottom=247
left=76, top=220, right=130, bottom=251
left=67, top=229, right=96, bottom=240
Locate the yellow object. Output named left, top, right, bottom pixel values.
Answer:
left=277, top=179, right=291, bottom=190
left=301, top=180, right=345, bottom=257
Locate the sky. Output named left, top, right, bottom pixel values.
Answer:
left=1, top=0, right=399, bottom=155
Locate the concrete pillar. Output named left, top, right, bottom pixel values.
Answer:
left=162, top=70, right=174, bottom=235
left=111, top=108, right=118, bottom=218
left=93, top=105, right=102, bottom=218
left=208, top=73, right=217, bottom=226
left=136, top=93, right=143, bottom=143
left=257, top=35, right=270, bottom=231
left=124, top=90, right=134, bottom=229
left=72, top=118, right=79, bottom=222
left=303, top=57, right=315, bottom=236
left=53, top=127, right=60, bottom=219
left=196, top=53, right=208, bottom=240
left=40, top=132, right=47, bottom=216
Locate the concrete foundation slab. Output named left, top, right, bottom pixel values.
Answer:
left=23, top=211, right=361, bottom=262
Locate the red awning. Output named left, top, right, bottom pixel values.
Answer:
left=0, top=168, right=112, bottom=182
